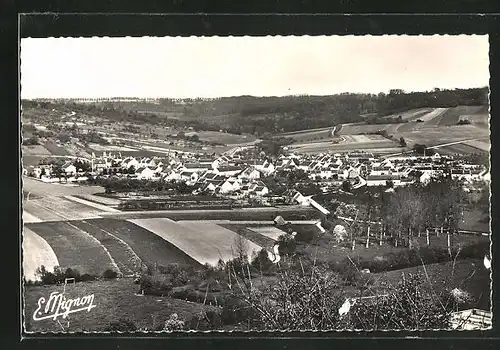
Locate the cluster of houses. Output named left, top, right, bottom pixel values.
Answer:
left=24, top=148, right=489, bottom=196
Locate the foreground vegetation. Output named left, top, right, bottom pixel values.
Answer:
left=25, top=247, right=488, bottom=332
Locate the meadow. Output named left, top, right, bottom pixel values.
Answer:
left=129, top=218, right=261, bottom=265
left=26, top=221, right=117, bottom=276
left=85, top=218, right=201, bottom=268
left=23, top=228, right=59, bottom=282
left=23, top=278, right=217, bottom=332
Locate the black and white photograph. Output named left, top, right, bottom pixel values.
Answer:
left=20, top=34, right=491, bottom=333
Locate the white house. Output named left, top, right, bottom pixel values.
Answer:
left=162, top=170, right=181, bottom=181
left=212, top=155, right=231, bottom=170
left=139, top=157, right=156, bottom=168
left=217, top=178, right=240, bottom=194
left=135, top=166, right=155, bottom=180
left=122, top=157, right=139, bottom=170
left=237, top=166, right=261, bottom=180
left=254, top=159, right=275, bottom=175
left=62, top=162, right=77, bottom=176
left=180, top=171, right=199, bottom=183
left=252, top=185, right=269, bottom=197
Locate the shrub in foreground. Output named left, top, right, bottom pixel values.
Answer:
left=33, top=266, right=97, bottom=285
left=105, top=318, right=138, bottom=332
left=102, top=269, right=118, bottom=280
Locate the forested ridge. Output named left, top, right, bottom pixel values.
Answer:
left=23, top=87, right=488, bottom=135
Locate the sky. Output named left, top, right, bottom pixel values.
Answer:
left=20, top=35, right=490, bottom=99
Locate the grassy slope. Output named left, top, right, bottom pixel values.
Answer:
left=23, top=278, right=217, bottom=332
left=219, top=224, right=276, bottom=249
left=26, top=221, right=116, bottom=276
left=372, top=259, right=491, bottom=310
left=70, top=220, right=142, bottom=275
left=297, top=232, right=489, bottom=266
left=87, top=218, right=202, bottom=268
left=23, top=228, right=60, bottom=282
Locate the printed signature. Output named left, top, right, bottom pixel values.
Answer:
left=33, top=291, right=97, bottom=321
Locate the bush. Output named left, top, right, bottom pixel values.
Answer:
left=81, top=273, right=96, bottom=282
left=251, top=249, right=276, bottom=275
left=105, top=318, right=138, bottom=332
left=277, top=234, right=297, bottom=256
left=139, top=263, right=200, bottom=296
left=22, top=136, right=39, bottom=146
left=220, top=295, right=258, bottom=326
left=347, top=272, right=456, bottom=330
left=348, top=241, right=489, bottom=274
left=163, top=313, right=186, bottom=331
left=102, top=269, right=118, bottom=279
left=188, top=309, right=223, bottom=330
left=329, top=259, right=360, bottom=285
left=33, top=266, right=103, bottom=285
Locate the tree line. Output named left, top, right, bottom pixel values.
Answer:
left=22, top=86, right=488, bottom=136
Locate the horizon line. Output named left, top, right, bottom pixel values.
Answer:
left=21, top=85, right=489, bottom=101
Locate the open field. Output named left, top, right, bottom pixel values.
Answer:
left=432, top=106, right=487, bottom=126
left=25, top=196, right=104, bottom=221
left=86, top=218, right=201, bottom=267
left=76, top=194, right=122, bottom=206
left=42, top=140, right=72, bottom=156
left=23, top=228, right=59, bottom=282
left=289, top=138, right=399, bottom=154
left=298, top=232, right=489, bottom=266
left=438, top=143, right=489, bottom=155
left=129, top=218, right=261, bottom=265
left=337, top=123, right=396, bottom=135
left=22, top=176, right=105, bottom=197
left=88, top=143, right=139, bottom=152
left=185, top=131, right=257, bottom=145
left=373, top=259, right=491, bottom=310
left=382, top=108, right=433, bottom=121
left=100, top=206, right=320, bottom=222
left=459, top=209, right=490, bottom=233
left=23, top=210, right=42, bottom=223
left=23, top=278, right=217, bottom=332
left=247, top=226, right=286, bottom=241
left=22, top=155, right=45, bottom=166
left=413, top=107, right=449, bottom=123
left=70, top=220, right=142, bottom=275
left=397, top=125, right=489, bottom=148
left=23, top=202, right=68, bottom=222
left=219, top=224, right=276, bottom=248
left=276, top=127, right=334, bottom=142
left=64, top=195, right=121, bottom=212
left=463, top=139, right=490, bottom=152
left=26, top=221, right=116, bottom=276
left=22, top=145, right=52, bottom=156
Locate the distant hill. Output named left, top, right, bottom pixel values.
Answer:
left=22, top=87, right=488, bottom=135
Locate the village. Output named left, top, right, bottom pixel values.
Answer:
left=23, top=145, right=489, bottom=203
